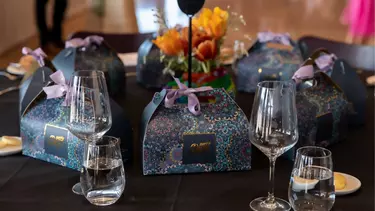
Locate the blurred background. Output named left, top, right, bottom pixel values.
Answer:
left=0, top=0, right=373, bottom=67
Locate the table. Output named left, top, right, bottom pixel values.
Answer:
left=0, top=34, right=373, bottom=211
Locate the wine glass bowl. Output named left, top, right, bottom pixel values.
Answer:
left=67, top=70, right=112, bottom=142
left=249, top=80, right=299, bottom=211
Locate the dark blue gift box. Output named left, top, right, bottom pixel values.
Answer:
left=20, top=66, right=132, bottom=171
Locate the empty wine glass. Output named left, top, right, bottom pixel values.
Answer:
left=67, top=70, right=112, bottom=195
left=81, top=136, right=125, bottom=206
left=288, top=146, right=335, bottom=211
left=249, top=81, right=299, bottom=211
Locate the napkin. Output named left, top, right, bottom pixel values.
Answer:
left=117, top=52, right=138, bottom=67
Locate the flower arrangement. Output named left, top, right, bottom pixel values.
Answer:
left=152, top=6, right=248, bottom=76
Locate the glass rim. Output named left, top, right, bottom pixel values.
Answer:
left=296, top=146, right=332, bottom=159
left=257, top=80, right=296, bottom=89
left=72, top=70, right=105, bottom=78
left=87, top=136, right=120, bottom=148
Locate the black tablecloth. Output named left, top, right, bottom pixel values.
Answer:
left=0, top=38, right=374, bottom=211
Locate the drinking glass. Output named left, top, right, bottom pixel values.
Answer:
left=67, top=70, right=112, bottom=195
left=288, top=146, right=335, bottom=211
left=81, top=136, right=125, bottom=206
left=249, top=81, right=299, bottom=211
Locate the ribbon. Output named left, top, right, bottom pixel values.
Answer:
left=315, top=54, right=337, bottom=71
left=165, top=78, right=213, bottom=116
left=292, top=54, right=337, bottom=84
left=65, top=35, right=104, bottom=48
left=22, top=47, right=47, bottom=67
left=257, top=32, right=291, bottom=46
left=42, top=70, right=70, bottom=106
left=292, top=65, right=314, bottom=84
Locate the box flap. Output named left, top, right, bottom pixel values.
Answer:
left=331, top=59, right=367, bottom=124
left=52, top=47, right=76, bottom=79
left=20, top=67, right=54, bottom=116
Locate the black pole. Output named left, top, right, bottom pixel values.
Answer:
left=188, top=16, right=193, bottom=88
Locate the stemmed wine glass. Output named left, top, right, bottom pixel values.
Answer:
left=249, top=81, right=299, bottom=211
left=67, top=70, right=112, bottom=195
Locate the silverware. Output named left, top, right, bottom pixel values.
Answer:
left=0, top=86, right=19, bottom=96
left=0, top=72, right=18, bottom=81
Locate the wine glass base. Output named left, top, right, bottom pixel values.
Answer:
left=249, top=197, right=291, bottom=211
left=72, top=182, right=83, bottom=195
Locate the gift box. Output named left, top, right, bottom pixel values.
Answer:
left=302, top=48, right=366, bottom=125
left=52, top=36, right=126, bottom=97
left=285, top=62, right=350, bottom=160
left=140, top=80, right=251, bottom=175
left=235, top=32, right=303, bottom=93
left=136, top=34, right=171, bottom=89
left=20, top=48, right=133, bottom=170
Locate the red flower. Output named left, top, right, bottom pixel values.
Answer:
left=195, top=39, right=217, bottom=62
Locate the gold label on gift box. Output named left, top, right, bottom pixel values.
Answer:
left=182, top=133, right=216, bottom=164
left=44, top=124, right=69, bottom=159
left=190, top=141, right=211, bottom=153
left=49, top=135, right=65, bottom=142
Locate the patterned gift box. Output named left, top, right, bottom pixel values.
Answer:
left=21, top=97, right=84, bottom=170
left=235, top=32, right=303, bottom=93
left=285, top=70, right=350, bottom=160
left=136, top=35, right=170, bottom=89
left=20, top=66, right=84, bottom=170
left=141, top=87, right=251, bottom=175
left=52, top=36, right=126, bottom=97
left=299, top=48, right=366, bottom=125
left=20, top=64, right=133, bottom=171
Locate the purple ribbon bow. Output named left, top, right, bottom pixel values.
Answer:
left=292, top=65, right=314, bottom=84
left=315, top=54, right=337, bottom=71
left=292, top=54, right=337, bottom=84
left=258, top=32, right=291, bottom=46
left=165, top=78, right=213, bottom=116
left=42, top=70, right=70, bottom=106
left=22, top=47, right=47, bottom=67
left=65, top=35, right=104, bottom=48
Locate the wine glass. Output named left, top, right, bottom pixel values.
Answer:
left=81, top=136, right=125, bottom=206
left=67, top=70, right=112, bottom=195
left=288, top=146, right=335, bottom=211
left=249, top=81, right=299, bottom=211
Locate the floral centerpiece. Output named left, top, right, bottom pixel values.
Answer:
left=152, top=6, right=248, bottom=96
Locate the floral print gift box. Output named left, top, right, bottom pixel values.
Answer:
left=140, top=80, right=251, bottom=175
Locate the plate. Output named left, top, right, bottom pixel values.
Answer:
left=335, top=172, right=361, bottom=196
left=0, top=137, right=22, bottom=156
left=6, top=63, right=26, bottom=75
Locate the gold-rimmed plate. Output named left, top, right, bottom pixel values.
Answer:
left=335, top=172, right=361, bottom=196
left=0, top=136, right=22, bottom=156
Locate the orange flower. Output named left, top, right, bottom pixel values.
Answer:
left=192, top=8, right=213, bottom=30
left=181, top=27, right=212, bottom=45
left=207, top=7, right=228, bottom=39
left=152, top=29, right=184, bottom=56
left=195, top=39, right=217, bottom=62
left=213, top=7, right=229, bottom=21
left=192, top=7, right=228, bottom=39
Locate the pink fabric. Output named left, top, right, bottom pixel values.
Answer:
left=341, top=0, right=375, bottom=37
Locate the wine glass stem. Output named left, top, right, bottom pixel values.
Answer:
left=267, top=157, right=276, bottom=204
